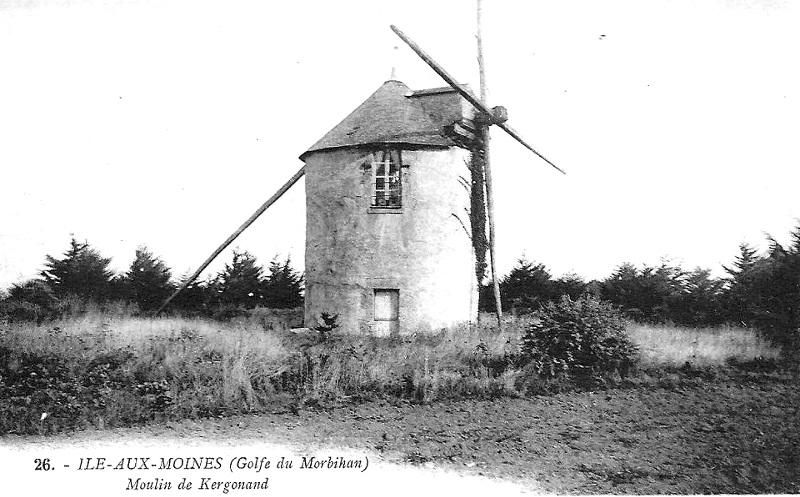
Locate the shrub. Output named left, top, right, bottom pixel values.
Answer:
left=0, top=280, right=60, bottom=323
left=313, top=312, right=339, bottom=340
left=521, top=295, right=639, bottom=379
left=0, top=345, right=86, bottom=434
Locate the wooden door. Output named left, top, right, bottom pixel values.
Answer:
left=374, top=289, right=399, bottom=335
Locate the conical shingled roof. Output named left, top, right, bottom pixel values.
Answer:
left=300, top=80, right=462, bottom=160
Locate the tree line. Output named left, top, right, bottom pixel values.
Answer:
left=0, top=238, right=303, bottom=321
left=481, top=223, right=800, bottom=347
left=3, top=224, right=799, bottom=348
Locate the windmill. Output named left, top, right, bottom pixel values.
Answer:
left=389, top=3, right=565, bottom=329
left=158, top=3, right=563, bottom=332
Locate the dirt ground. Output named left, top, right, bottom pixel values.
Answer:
left=4, top=367, right=799, bottom=495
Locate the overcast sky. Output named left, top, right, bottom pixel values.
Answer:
left=1, top=0, right=798, bottom=291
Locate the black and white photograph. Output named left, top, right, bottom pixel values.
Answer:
left=1, top=0, right=798, bottom=494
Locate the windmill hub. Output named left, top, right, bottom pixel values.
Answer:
left=474, top=105, right=509, bottom=126
left=490, top=105, right=509, bottom=124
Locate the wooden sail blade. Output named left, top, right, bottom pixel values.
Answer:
left=390, top=25, right=489, bottom=118
left=496, top=122, right=565, bottom=174
left=155, top=165, right=306, bottom=315
left=391, top=24, right=564, bottom=175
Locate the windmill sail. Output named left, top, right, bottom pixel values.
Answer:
left=392, top=18, right=565, bottom=330
left=390, top=25, right=564, bottom=174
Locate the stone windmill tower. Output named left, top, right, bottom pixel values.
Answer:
left=157, top=14, right=563, bottom=332
left=300, top=80, right=479, bottom=334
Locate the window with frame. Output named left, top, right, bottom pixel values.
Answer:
left=371, top=150, right=402, bottom=208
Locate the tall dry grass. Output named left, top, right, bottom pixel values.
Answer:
left=0, top=310, right=786, bottom=435
left=291, top=316, right=529, bottom=403
left=0, top=311, right=532, bottom=433
left=628, top=323, right=781, bottom=367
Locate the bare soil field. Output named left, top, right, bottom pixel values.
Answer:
left=6, top=364, right=798, bottom=494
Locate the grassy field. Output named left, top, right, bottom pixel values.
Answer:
left=6, top=313, right=800, bottom=494
left=1, top=311, right=522, bottom=433
left=0, top=310, right=785, bottom=435
left=2, top=311, right=797, bottom=493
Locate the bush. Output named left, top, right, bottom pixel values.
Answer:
left=521, top=295, right=639, bottom=379
left=0, top=345, right=86, bottom=434
left=0, top=280, right=60, bottom=323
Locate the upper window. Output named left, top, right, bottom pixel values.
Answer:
left=372, top=150, right=401, bottom=208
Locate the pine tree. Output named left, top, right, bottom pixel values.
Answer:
left=218, top=249, right=264, bottom=309
left=124, top=246, right=174, bottom=312
left=721, top=229, right=800, bottom=346
left=755, top=229, right=800, bottom=345
left=721, top=243, right=763, bottom=325
left=723, top=243, right=761, bottom=280
left=552, top=272, right=587, bottom=300
left=262, top=256, right=304, bottom=309
left=499, top=258, right=554, bottom=313
left=673, top=267, right=725, bottom=325
left=600, top=260, right=685, bottom=323
left=650, top=260, right=687, bottom=322
left=40, top=237, right=115, bottom=301
left=171, top=272, right=212, bottom=315
left=599, top=262, right=643, bottom=320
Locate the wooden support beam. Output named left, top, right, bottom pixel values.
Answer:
left=476, top=0, right=504, bottom=331
left=155, top=165, right=306, bottom=315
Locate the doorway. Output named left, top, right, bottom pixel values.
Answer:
left=374, top=289, right=399, bottom=335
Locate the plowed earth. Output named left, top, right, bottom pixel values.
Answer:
left=5, top=367, right=799, bottom=494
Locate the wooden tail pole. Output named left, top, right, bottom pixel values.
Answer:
left=476, top=0, right=503, bottom=331
left=155, top=165, right=306, bottom=315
